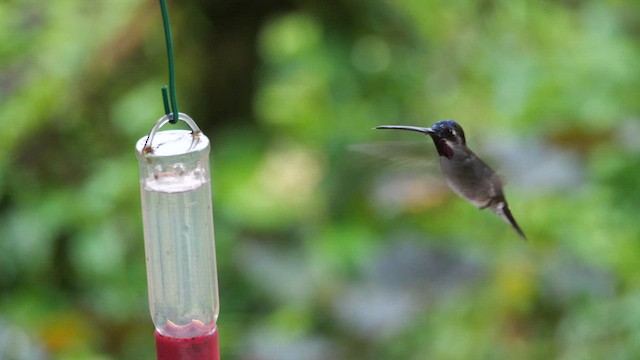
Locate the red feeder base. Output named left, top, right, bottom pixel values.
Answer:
left=155, top=326, right=220, bottom=360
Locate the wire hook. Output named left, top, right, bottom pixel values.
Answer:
left=159, top=0, right=179, bottom=124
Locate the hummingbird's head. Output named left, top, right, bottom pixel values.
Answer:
left=375, top=120, right=466, bottom=159
left=429, top=120, right=466, bottom=146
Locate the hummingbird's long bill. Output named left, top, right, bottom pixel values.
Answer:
left=375, top=125, right=435, bottom=134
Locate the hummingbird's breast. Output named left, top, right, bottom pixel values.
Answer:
left=439, top=149, right=503, bottom=208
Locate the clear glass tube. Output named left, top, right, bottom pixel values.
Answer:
left=136, top=114, right=219, bottom=339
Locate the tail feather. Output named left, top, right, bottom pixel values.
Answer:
left=491, top=201, right=526, bottom=240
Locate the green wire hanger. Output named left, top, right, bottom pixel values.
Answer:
left=159, top=0, right=179, bottom=124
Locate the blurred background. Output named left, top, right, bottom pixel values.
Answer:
left=2, top=0, right=640, bottom=359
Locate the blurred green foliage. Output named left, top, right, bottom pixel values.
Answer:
left=2, top=0, right=640, bottom=359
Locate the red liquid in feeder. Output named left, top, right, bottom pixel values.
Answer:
left=155, top=322, right=219, bottom=360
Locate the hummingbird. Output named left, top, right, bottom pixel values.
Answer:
left=376, top=120, right=526, bottom=239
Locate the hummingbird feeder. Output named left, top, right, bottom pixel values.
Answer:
left=135, top=1, right=220, bottom=359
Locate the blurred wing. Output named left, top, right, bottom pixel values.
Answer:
left=348, top=141, right=438, bottom=171
left=347, top=141, right=449, bottom=214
